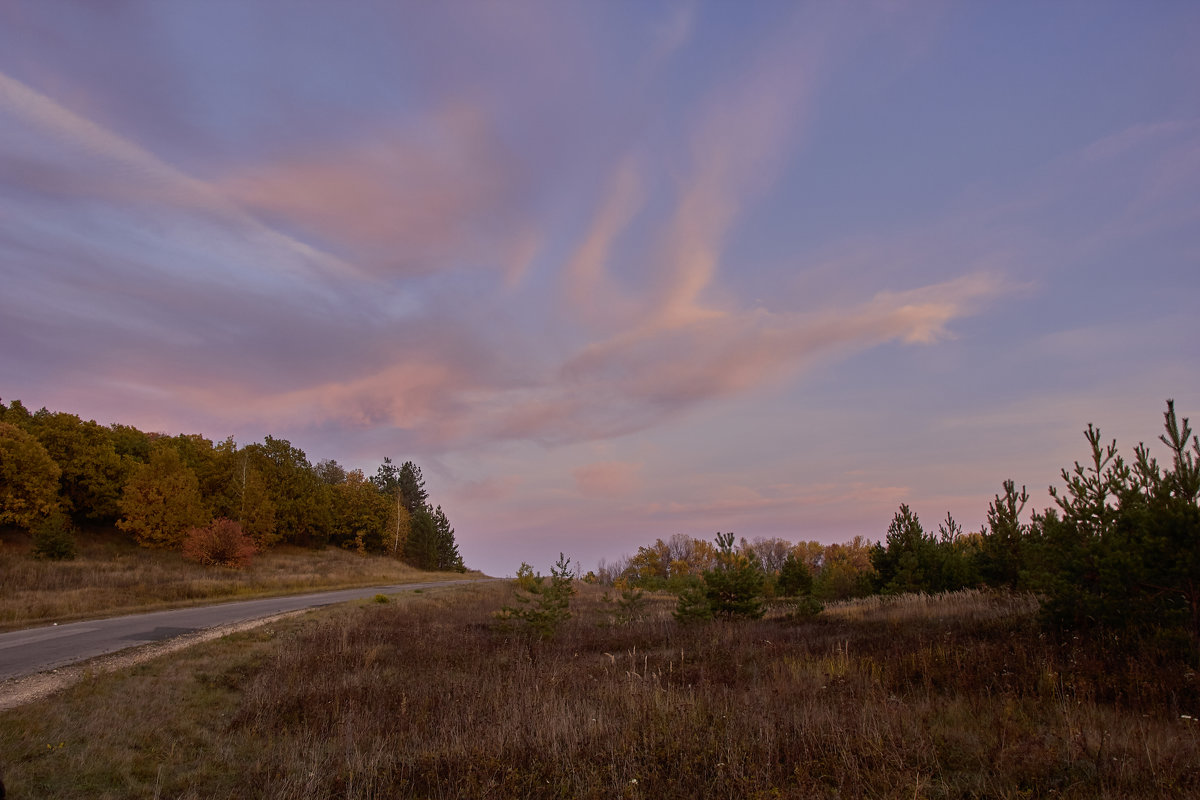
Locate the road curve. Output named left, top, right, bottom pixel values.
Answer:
left=0, top=579, right=493, bottom=681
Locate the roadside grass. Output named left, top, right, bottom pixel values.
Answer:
left=0, top=528, right=485, bottom=630
left=2, top=583, right=1198, bottom=798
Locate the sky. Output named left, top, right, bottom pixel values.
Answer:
left=1, top=2, right=1198, bottom=577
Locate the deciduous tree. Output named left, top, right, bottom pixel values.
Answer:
left=0, top=422, right=61, bottom=531
left=330, top=469, right=391, bottom=553
left=29, top=411, right=124, bottom=523
left=117, top=444, right=210, bottom=548
left=243, top=436, right=329, bottom=546
left=813, top=537, right=876, bottom=601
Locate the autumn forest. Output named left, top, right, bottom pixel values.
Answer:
left=0, top=398, right=463, bottom=572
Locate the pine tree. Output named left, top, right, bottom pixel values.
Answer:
left=1030, top=401, right=1200, bottom=656
left=702, top=532, right=765, bottom=619
left=873, top=505, right=936, bottom=594
left=496, top=555, right=576, bottom=638
left=397, top=461, right=428, bottom=516
left=777, top=551, right=814, bottom=597
left=404, top=506, right=439, bottom=570
left=978, top=481, right=1029, bottom=589
left=431, top=505, right=464, bottom=571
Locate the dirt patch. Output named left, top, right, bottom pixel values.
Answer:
left=0, top=610, right=305, bottom=711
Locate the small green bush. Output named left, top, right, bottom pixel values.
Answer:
left=495, top=554, right=577, bottom=639
left=673, top=580, right=713, bottom=623
left=777, top=552, right=813, bottom=597
left=601, top=585, right=648, bottom=625
left=704, top=532, right=766, bottom=619
left=31, top=511, right=76, bottom=561
left=779, top=594, right=824, bottom=620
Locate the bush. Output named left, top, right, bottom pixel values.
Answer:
left=704, top=532, right=766, bottom=619
left=672, top=534, right=767, bottom=621
left=601, top=585, right=648, bottom=625
left=778, top=594, right=824, bottom=620
left=31, top=511, right=76, bottom=561
left=182, top=518, right=258, bottom=568
left=673, top=579, right=713, bottom=623
left=776, top=551, right=813, bottom=597
left=1028, top=400, right=1200, bottom=660
left=494, top=554, right=576, bottom=638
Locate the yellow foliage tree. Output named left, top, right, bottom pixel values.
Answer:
left=234, top=456, right=278, bottom=548
left=0, top=422, right=61, bottom=531
left=117, top=445, right=210, bottom=548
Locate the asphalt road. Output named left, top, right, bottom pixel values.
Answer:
left=0, top=579, right=490, bottom=681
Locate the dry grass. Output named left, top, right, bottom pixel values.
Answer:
left=2, top=584, right=1198, bottom=798
left=0, top=528, right=484, bottom=630
left=819, top=587, right=1041, bottom=624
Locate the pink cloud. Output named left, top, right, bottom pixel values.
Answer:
left=562, top=156, right=645, bottom=329
left=573, top=460, right=643, bottom=498
left=450, top=474, right=525, bottom=505
left=221, top=103, right=529, bottom=277
left=533, top=273, right=1005, bottom=441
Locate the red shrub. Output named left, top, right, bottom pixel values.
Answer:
left=182, top=518, right=258, bottom=568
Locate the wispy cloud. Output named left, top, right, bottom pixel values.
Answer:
left=0, top=9, right=1008, bottom=458
left=221, top=103, right=534, bottom=279
left=573, top=460, right=643, bottom=499
left=563, top=156, right=645, bottom=328
left=522, top=273, right=1004, bottom=444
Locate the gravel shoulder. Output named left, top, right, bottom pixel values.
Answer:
left=0, top=610, right=306, bottom=711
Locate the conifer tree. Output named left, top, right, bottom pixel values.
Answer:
left=404, top=506, right=439, bottom=570
left=872, top=505, right=931, bottom=594
left=978, top=481, right=1029, bottom=588
left=431, top=505, right=464, bottom=571
left=702, top=532, right=765, bottom=618
left=397, top=461, right=428, bottom=516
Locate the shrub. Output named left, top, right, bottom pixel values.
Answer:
left=31, top=511, right=77, bottom=561
left=778, top=594, right=824, bottom=620
left=601, top=585, right=648, bottom=625
left=181, top=518, right=258, bottom=568
left=495, top=554, right=576, bottom=638
left=673, top=579, right=713, bottom=623
left=1029, top=401, right=1200, bottom=658
left=704, top=532, right=766, bottom=618
left=776, top=551, right=813, bottom=597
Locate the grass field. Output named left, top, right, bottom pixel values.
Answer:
left=0, top=528, right=485, bottom=630
left=2, top=582, right=1197, bottom=798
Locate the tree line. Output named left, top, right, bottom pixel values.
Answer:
left=0, top=398, right=464, bottom=571
left=593, top=401, right=1200, bottom=657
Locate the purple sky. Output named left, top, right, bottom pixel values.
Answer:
left=2, top=2, right=1198, bottom=576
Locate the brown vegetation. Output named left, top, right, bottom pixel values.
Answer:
left=0, top=528, right=481, bottom=630
left=2, top=583, right=1197, bottom=798
left=181, top=518, right=258, bottom=568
